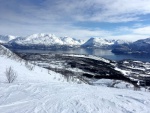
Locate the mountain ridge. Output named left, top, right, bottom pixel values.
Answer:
left=1, top=33, right=149, bottom=53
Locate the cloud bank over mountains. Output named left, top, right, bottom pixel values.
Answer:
left=0, top=0, right=150, bottom=40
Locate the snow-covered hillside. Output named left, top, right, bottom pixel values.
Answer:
left=0, top=35, right=16, bottom=43
left=9, top=33, right=84, bottom=46
left=0, top=45, right=70, bottom=83
left=0, top=45, right=150, bottom=113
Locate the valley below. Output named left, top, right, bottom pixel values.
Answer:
left=16, top=51, right=150, bottom=88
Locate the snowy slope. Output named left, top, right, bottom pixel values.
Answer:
left=0, top=82, right=150, bottom=113
left=0, top=45, right=77, bottom=83
left=0, top=35, right=16, bottom=43
left=9, top=33, right=84, bottom=46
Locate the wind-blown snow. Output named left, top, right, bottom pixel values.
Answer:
left=0, top=82, right=150, bottom=113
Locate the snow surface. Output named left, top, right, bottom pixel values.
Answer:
left=0, top=56, right=66, bottom=83
left=0, top=45, right=150, bottom=113
left=0, top=82, right=150, bottom=113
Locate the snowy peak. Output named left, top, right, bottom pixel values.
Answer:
left=82, top=37, right=114, bottom=48
left=10, top=33, right=83, bottom=46
left=82, top=37, right=131, bottom=48
left=1, top=33, right=132, bottom=49
left=112, top=39, right=131, bottom=45
left=0, top=35, right=17, bottom=43
left=60, top=36, right=85, bottom=45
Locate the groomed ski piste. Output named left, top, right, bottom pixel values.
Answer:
left=0, top=45, right=150, bottom=113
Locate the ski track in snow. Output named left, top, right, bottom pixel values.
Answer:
left=0, top=83, right=150, bottom=113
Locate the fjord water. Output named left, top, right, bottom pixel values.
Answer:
left=15, top=48, right=150, bottom=62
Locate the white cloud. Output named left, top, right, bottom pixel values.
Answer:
left=133, top=26, right=150, bottom=35
left=1, top=0, right=150, bottom=23
left=0, top=22, right=111, bottom=40
left=42, top=0, right=150, bottom=23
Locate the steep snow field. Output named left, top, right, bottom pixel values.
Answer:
left=0, top=56, right=67, bottom=83
left=0, top=45, right=150, bottom=113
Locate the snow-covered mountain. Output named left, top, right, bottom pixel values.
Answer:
left=82, top=37, right=114, bottom=48
left=82, top=37, right=130, bottom=48
left=131, top=37, right=150, bottom=53
left=0, top=35, right=16, bottom=43
left=112, top=38, right=150, bottom=54
left=133, top=37, right=150, bottom=45
left=0, top=34, right=131, bottom=50
left=9, top=33, right=84, bottom=46
left=113, top=39, right=131, bottom=45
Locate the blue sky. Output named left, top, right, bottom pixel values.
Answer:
left=0, top=0, right=150, bottom=41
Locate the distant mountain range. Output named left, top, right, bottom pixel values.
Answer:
left=0, top=33, right=129, bottom=48
left=82, top=37, right=130, bottom=48
left=9, top=34, right=85, bottom=46
left=1, top=33, right=150, bottom=54
left=112, top=38, right=150, bottom=54
left=2, top=33, right=85, bottom=50
left=0, top=35, right=17, bottom=43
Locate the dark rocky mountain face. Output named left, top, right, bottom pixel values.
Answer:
left=111, top=44, right=132, bottom=54
left=131, top=38, right=150, bottom=53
